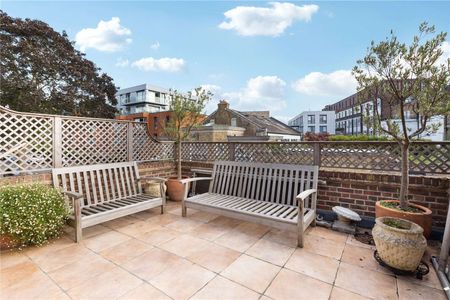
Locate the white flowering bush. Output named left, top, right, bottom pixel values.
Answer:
left=0, top=184, right=69, bottom=246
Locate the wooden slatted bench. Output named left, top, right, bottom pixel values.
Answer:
left=52, top=161, right=166, bottom=242
left=181, top=161, right=318, bottom=247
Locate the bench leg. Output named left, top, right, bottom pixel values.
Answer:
left=74, top=198, right=82, bottom=243
left=182, top=202, right=187, bottom=217
left=297, top=227, right=304, bottom=248
left=160, top=205, right=164, bottom=214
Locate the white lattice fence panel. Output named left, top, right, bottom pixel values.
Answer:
left=181, top=142, right=230, bottom=161
left=0, top=110, right=53, bottom=175
left=321, top=142, right=401, bottom=171
left=410, top=143, right=450, bottom=174
left=61, top=119, right=128, bottom=167
left=133, top=123, right=174, bottom=161
left=234, top=143, right=314, bottom=164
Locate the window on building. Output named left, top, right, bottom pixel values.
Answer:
left=125, top=93, right=131, bottom=103
left=299, top=126, right=304, bottom=133
left=308, top=126, right=315, bottom=132
left=153, top=117, right=158, bottom=129
left=155, top=92, right=161, bottom=98
left=307, top=115, right=315, bottom=124
left=231, top=117, right=237, bottom=127
left=210, top=119, right=215, bottom=125
left=320, top=126, right=327, bottom=133
left=136, top=90, right=145, bottom=101
left=319, top=114, right=327, bottom=124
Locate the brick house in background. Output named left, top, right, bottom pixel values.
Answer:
left=116, top=111, right=172, bottom=139
left=191, top=100, right=301, bottom=142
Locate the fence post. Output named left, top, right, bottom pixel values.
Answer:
left=53, top=117, right=62, bottom=168
left=313, top=143, right=321, bottom=166
left=228, top=143, right=236, bottom=161
left=127, top=122, right=134, bottom=161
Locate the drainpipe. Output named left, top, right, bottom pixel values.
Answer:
left=431, top=197, right=450, bottom=300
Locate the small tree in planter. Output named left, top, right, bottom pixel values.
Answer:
left=353, top=22, right=449, bottom=240
left=164, top=87, right=211, bottom=201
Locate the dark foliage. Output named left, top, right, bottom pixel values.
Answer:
left=0, top=11, right=118, bottom=118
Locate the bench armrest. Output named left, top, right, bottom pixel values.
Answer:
left=296, top=189, right=317, bottom=202
left=63, top=191, right=83, bottom=200
left=179, top=177, right=213, bottom=184
left=139, top=176, right=167, bottom=183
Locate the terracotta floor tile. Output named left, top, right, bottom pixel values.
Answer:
left=150, top=259, right=215, bottom=300
left=82, top=224, right=111, bottom=238
left=396, top=265, right=443, bottom=290
left=330, top=287, right=371, bottom=300
left=303, top=234, right=345, bottom=260
left=115, top=220, right=161, bottom=237
left=246, top=238, right=295, bottom=266
left=2, top=270, right=69, bottom=300
left=265, top=268, right=332, bottom=300
left=31, top=244, right=94, bottom=272
left=165, top=218, right=204, bottom=233
left=118, top=283, right=171, bottom=300
left=215, top=230, right=259, bottom=252
left=341, top=244, right=392, bottom=275
left=335, top=262, right=397, bottom=300
left=234, top=222, right=270, bottom=238
left=187, top=242, right=241, bottom=273
left=133, top=208, right=162, bottom=221
left=262, top=228, right=298, bottom=248
left=24, top=236, right=74, bottom=260
left=191, top=275, right=260, bottom=300
left=102, top=215, right=139, bottom=229
left=307, top=226, right=348, bottom=243
left=83, top=230, right=131, bottom=252
left=208, top=215, right=243, bottom=229
left=221, top=254, right=280, bottom=293
left=285, top=249, right=339, bottom=284
left=67, top=267, right=142, bottom=299
left=122, top=248, right=185, bottom=281
left=48, top=254, right=115, bottom=291
left=154, top=213, right=183, bottom=225
left=1, top=261, right=41, bottom=289
left=136, top=226, right=181, bottom=246
left=346, top=234, right=376, bottom=250
left=188, top=222, right=231, bottom=241
left=100, top=238, right=153, bottom=264
left=397, top=278, right=446, bottom=300
left=167, top=206, right=198, bottom=217
left=159, top=234, right=210, bottom=257
left=0, top=251, right=31, bottom=269
left=190, top=211, right=219, bottom=223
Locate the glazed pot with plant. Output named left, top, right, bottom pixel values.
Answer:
left=353, top=22, right=450, bottom=238
left=372, top=217, right=427, bottom=271
left=163, top=87, right=211, bottom=201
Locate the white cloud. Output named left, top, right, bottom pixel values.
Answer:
left=292, top=70, right=357, bottom=97
left=131, top=57, right=185, bottom=72
left=436, top=41, right=450, bottom=67
left=75, top=17, right=132, bottom=52
left=150, top=41, right=160, bottom=50
left=219, top=2, right=319, bottom=37
left=115, top=58, right=129, bottom=67
left=223, top=76, right=287, bottom=112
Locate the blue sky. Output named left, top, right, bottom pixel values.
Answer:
left=3, top=1, right=450, bottom=122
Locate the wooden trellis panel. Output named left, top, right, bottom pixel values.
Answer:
left=61, top=119, right=129, bottom=167
left=133, top=123, right=174, bottom=161
left=0, top=110, right=54, bottom=175
left=410, top=143, right=450, bottom=174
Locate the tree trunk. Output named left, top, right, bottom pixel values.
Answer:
left=177, top=141, right=182, bottom=179
left=399, top=142, right=410, bottom=210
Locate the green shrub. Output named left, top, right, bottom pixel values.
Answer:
left=329, top=134, right=390, bottom=141
left=0, top=184, right=69, bottom=246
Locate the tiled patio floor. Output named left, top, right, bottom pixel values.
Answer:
left=1, top=201, right=446, bottom=300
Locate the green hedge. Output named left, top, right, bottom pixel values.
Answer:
left=0, top=184, right=69, bottom=246
left=329, top=135, right=390, bottom=141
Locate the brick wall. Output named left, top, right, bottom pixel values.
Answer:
left=181, top=162, right=449, bottom=229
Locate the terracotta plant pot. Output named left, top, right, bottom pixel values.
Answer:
left=375, top=200, right=432, bottom=238
left=165, top=176, right=188, bottom=201
left=372, top=217, right=427, bottom=271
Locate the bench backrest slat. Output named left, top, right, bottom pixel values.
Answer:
left=210, top=161, right=318, bottom=207
left=52, top=162, right=142, bottom=208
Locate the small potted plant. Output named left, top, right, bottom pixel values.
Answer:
left=353, top=22, right=449, bottom=238
left=163, top=87, right=211, bottom=201
left=0, top=183, right=69, bottom=249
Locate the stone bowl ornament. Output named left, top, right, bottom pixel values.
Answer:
left=332, top=206, right=362, bottom=223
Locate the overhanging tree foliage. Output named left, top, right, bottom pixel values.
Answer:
left=164, top=88, right=211, bottom=179
left=0, top=11, right=118, bottom=118
left=353, top=22, right=450, bottom=209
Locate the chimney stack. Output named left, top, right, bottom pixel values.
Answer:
left=218, top=100, right=230, bottom=111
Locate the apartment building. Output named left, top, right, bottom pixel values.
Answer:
left=288, top=111, right=336, bottom=135
left=116, top=84, right=171, bottom=115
